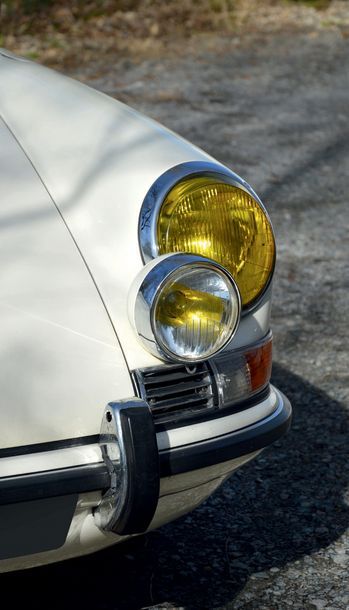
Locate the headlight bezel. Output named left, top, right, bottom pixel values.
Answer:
left=138, top=160, right=276, bottom=315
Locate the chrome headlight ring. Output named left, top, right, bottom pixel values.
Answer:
left=139, top=160, right=266, bottom=263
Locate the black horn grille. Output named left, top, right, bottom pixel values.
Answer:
left=133, top=362, right=216, bottom=424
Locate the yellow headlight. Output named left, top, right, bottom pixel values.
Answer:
left=152, top=263, right=240, bottom=361
left=156, top=282, right=227, bottom=328
left=156, top=176, right=275, bottom=308
left=129, top=253, right=241, bottom=363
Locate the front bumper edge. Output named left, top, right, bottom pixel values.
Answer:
left=0, top=463, right=108, bottom=506
left=0, top=389, right=291, bottom=507
left=159, top=389, right=291, bottom=476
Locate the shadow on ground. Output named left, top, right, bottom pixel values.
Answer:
left=2, top=364, right=348, bottom=609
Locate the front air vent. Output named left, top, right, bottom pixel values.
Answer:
left=133, top=362, right=216, bottom=424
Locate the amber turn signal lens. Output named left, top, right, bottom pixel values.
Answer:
left=212, top=333, right=272, bottom=406
left=157, top=176, right=275, bottom=308
left=246, top=337, right=273, bottom=392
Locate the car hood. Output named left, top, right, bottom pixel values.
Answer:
left=0, top=112, right=136, bottom=448
left=0, top=50, right=271, bottom=376
left=0, top=49, right=215, bottom=371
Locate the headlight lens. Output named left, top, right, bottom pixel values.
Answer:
left=156, top=175, right=275, bottom=308
left=130, top=254, right=241, bottom=363
left=153, top=264, right=240, bottom=361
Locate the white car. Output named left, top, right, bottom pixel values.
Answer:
left=0, top=49, right=291, bottom=572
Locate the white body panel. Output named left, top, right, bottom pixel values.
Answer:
left=0, top=52, right=271, bottom=374
left=0, top=116, right=133, bottom=447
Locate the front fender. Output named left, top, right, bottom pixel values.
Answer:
left=0, top=116, right=133, bottom=448
left=0, top=52, right=215, bottom=371
left=0, top=52, right=272, bottom=374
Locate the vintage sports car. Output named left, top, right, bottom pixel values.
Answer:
left=0, top=49, right=292, bottom=572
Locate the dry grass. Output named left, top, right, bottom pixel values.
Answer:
left=1, top=0, right=348, bottom=68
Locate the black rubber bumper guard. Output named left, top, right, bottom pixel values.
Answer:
left=0, top=392, right=292, bottom=535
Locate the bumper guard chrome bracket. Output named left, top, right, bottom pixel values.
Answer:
left=94, top=398, right=159, bottom=536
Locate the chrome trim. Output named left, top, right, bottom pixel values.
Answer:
left=0, top=443, right=102, bottom=478
left=94, top=404, right=124, bottom=532
left=94, top=398, right=159, bottom=535
left=138, top=160, right=276, bottom=315
left=132, top=253, right=241, bottom=363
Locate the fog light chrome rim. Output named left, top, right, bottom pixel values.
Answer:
left=128, top=253, right=241, bottom=363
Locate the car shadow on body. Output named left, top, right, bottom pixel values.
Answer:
left=1, top=364, right=348, bottom=610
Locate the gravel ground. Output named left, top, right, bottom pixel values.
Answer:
left=2, top=10, right=349, bottom=610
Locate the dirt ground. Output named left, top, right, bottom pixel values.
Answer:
left=2, top=1, right=349, bottom=609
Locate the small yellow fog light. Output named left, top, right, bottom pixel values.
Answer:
left=129, top=254, right=241, bottom=363
left=153, top=264, right=240, bottom=361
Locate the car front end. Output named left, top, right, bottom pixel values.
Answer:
left=0, top=49, right=291, bottom=571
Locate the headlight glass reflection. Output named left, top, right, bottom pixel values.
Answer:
left=156, top=176, right=275, bottom=308
left=152, top=264, right=240, bottom=361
